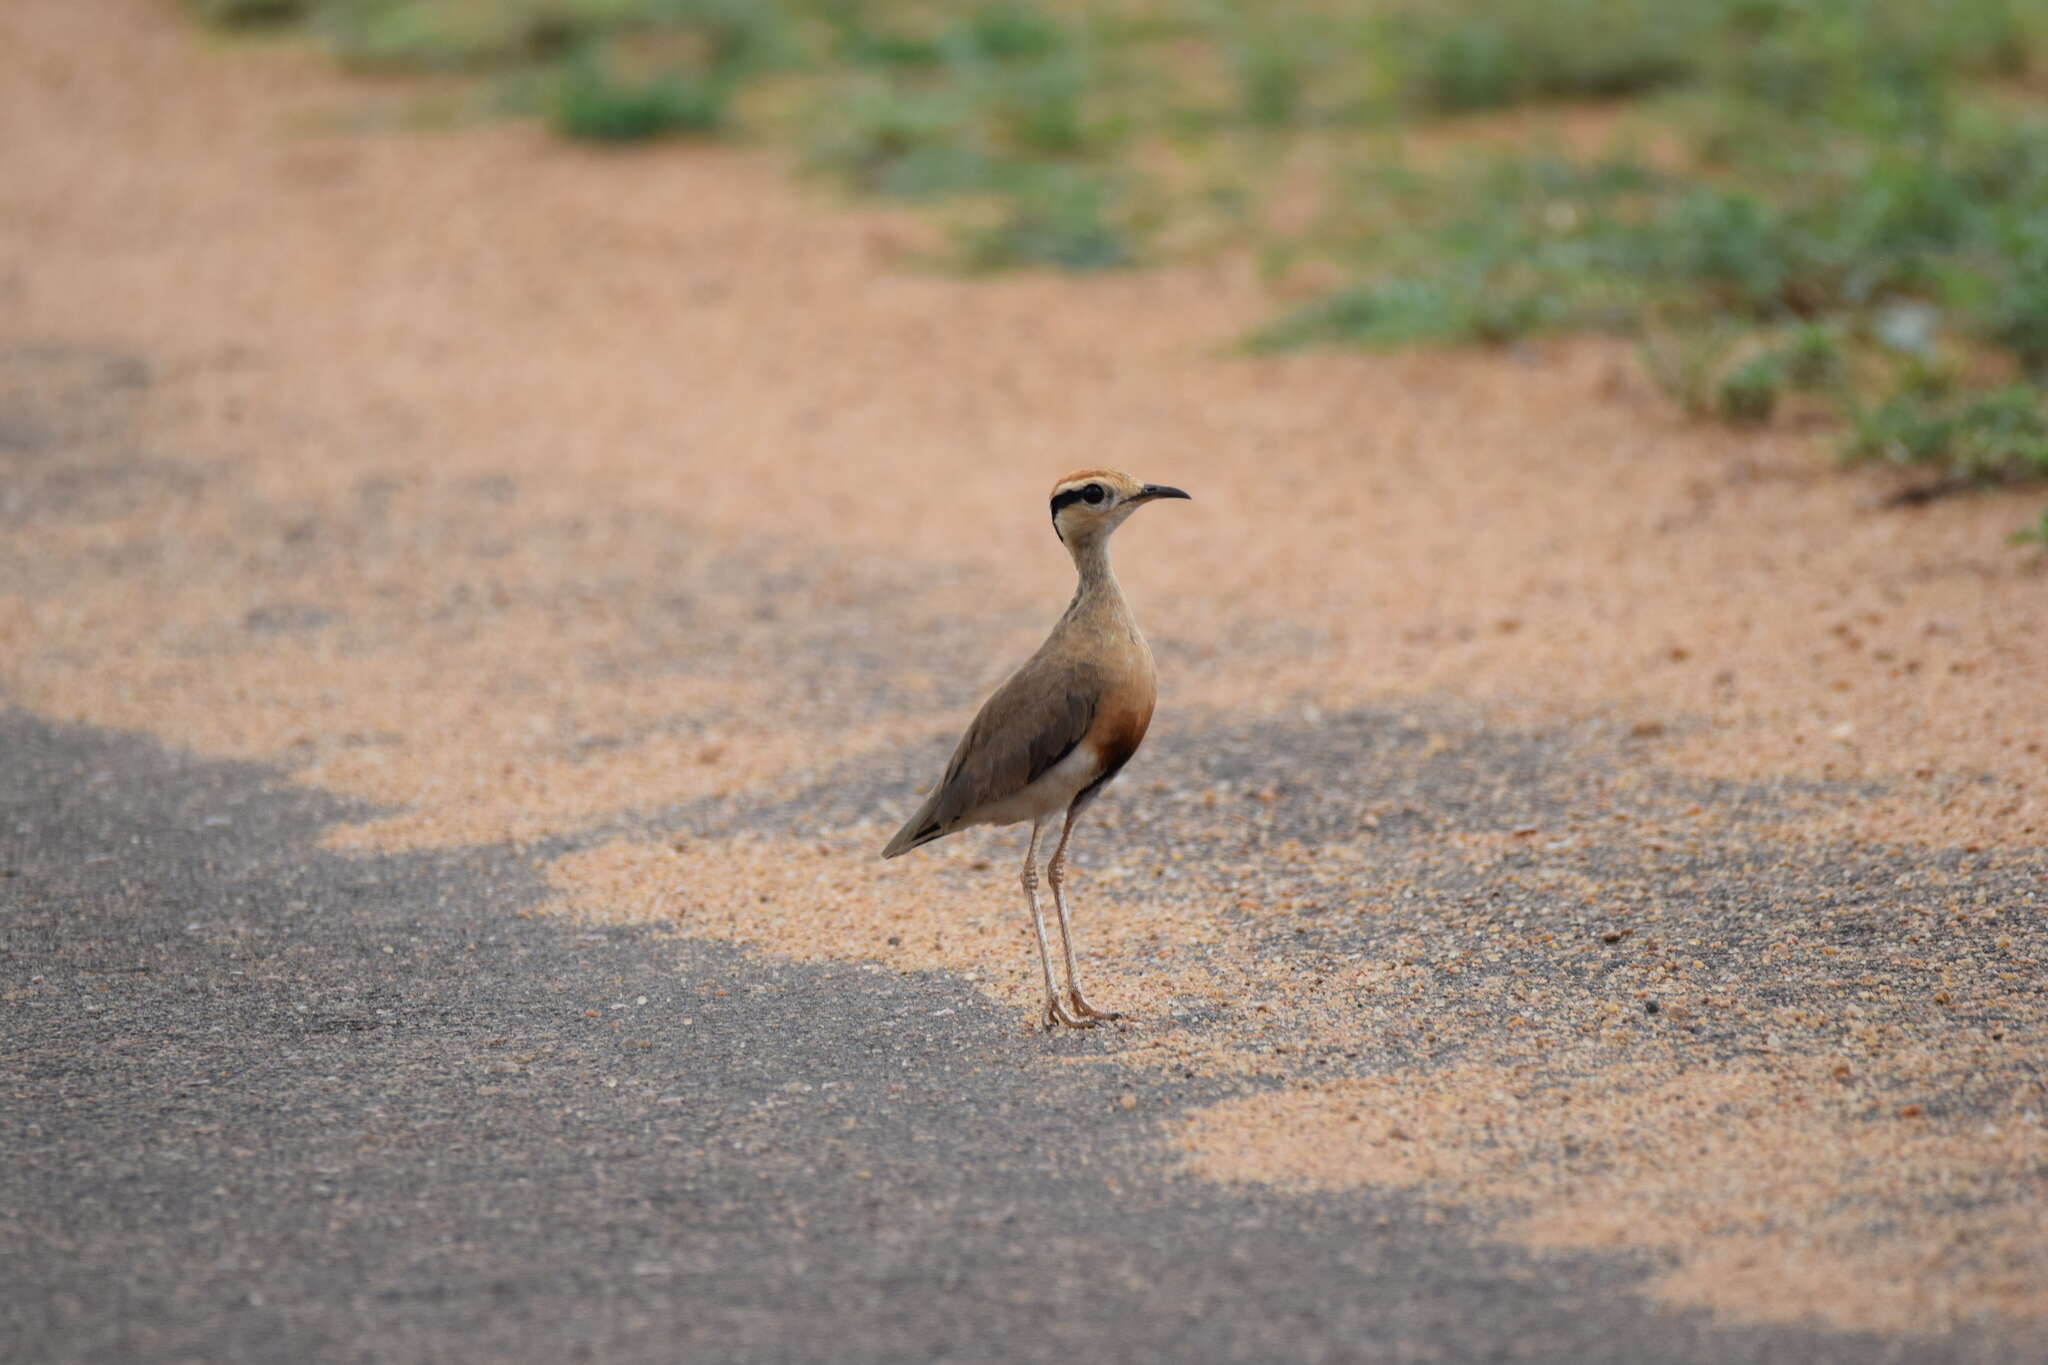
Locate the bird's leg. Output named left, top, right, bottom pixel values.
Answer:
left=1024, top=815, right=1090, bottom=1030
left=1047, top=804, right=1122, bottom=1023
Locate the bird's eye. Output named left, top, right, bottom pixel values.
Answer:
left=1081, top=483, right=1106, bottom=504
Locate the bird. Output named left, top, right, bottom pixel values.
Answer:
left=882, top=469, right=1190, bottom=1030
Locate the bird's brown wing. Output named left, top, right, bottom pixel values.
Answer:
left=880, top=654, right=1103, bottom=858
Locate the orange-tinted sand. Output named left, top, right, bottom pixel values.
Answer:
left=1179, top=1053, right=2048, bottom=1334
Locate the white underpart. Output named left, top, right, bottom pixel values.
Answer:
left=971, top=742, right=1103, bottom=829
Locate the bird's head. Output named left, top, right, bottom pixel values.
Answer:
left=1048, top=469, right=1191, bottom=546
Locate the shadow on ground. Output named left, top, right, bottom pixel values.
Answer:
left=4, top=709, right=2017, bottom=1364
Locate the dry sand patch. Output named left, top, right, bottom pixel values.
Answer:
left=529, top=705, right=2046, bottom=1342
left=1177, top=1054, right=2048, bottom=1336
left=4, top=2, right=2043, bottom=855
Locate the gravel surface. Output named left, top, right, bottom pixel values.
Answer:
left=5, top=707, right=2030, bottom=1365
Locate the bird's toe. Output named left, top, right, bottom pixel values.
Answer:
left=1066, top=991, right=1123, bottom=1022
left=1043, top=997, right=1097, bottom=1030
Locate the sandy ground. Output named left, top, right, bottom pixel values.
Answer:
left=3, top=0, right=2044, bottom=1346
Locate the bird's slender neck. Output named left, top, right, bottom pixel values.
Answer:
left=1063, top=532, right=1122, bottom=614
left=1067, top=532, right=1115, bottom=585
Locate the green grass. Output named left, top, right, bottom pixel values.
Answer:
left=551, top=49, right=728, bottom=140
left=196, top=0, right=307, bottom=23
left=1845, top=380, right=2048, bottom=483
left=188, top=0, right=2048, bottom=538
left=957, top=166, right=1133, bottom=272
left=1381, top=0, right=1706, bottom=113
left=1244, top=0, right=2048, bottom=534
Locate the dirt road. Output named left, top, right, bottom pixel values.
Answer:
left=3, top=3, right=2043, bottom=1359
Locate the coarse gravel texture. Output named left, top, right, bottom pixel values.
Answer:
left=3, top=1, right=2045, bottom=1360
left=4, top=708, right=2037, bottom=1365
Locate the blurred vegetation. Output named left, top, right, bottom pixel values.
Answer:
left=192, top=0, right=2048, bottom=533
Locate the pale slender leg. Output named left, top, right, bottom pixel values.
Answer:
left=1047, top=803, right=1121, bottom=1022
left=1023, top=814, right=1090, bottom=1030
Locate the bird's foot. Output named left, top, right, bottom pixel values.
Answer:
left=1066, top=989, right=1123, bottom=1023
left=1042, top=996, right=1098, bottom=1030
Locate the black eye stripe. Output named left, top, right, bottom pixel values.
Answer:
left=1049, top=484, right=1099, bottom=517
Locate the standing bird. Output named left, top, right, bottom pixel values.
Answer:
left=882, top=470, right=1190, bottom=1030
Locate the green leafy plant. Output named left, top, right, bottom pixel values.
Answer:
left=1385, top=0, right=1705, bottom=113
left=1845, top=382, right=2048, bottom=483
left=952, top=0, right=1069, bottom=64
left=806, top=81, right=996, bottom=196
left=1778, top=324, right=1846, bottom=392
left=958, top=169, right=1132, bottom=272
left=552, top=51, right=727, bottom=140
left=1717, top=350, right=1783, bottom=425
left=194, top=0, right=307, bottom=23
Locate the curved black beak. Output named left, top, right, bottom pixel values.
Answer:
left=1131, top=483, right=1192, bottom=504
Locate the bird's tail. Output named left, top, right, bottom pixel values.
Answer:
left=880, top=798, right=946, bottom=859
